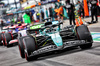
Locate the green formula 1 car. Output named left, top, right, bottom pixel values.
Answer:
left=18, top=21, right=93, bottom=61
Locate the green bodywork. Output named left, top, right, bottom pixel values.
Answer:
left=48, top=32, right=63, bottom=47
left=30, top=24, right=44, bottom=30
left=39, top=21, right=63, bottom=47
left=29, top=21, right=63, bottom=47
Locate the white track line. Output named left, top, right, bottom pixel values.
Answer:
left=94, top=41, right=100, bottom=42
left=91, top=32, right=100, bottom=42
left=91, top=32, right=100, bottom=33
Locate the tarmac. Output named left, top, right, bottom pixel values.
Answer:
left=0, top=17, right=100, bottom=66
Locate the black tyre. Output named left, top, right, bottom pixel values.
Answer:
left=25, top=52, right=37, bottom=61
left=2, top=33, right=6, bottom=46
left=4, top=33, right=12, bottom=47
left=0, top=33, right=3, bottom=45
left=23, top=36, right=37, bottom=61
left=76, top=24, right=93, bottom=49
left=18, top=37, right=26, bottom=58
left=80, top=43, right=92, bottom=49
left=0, top=33, right=2, bottom=41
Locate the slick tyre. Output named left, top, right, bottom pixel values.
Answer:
left=0, top=33, right=3, bottom=45
left=0, top=33, right=2, bottom=41
left=18, top=37, right=27, bottom=58
left=4, top=33, right=12, bottom=47
left=23, top=36, right=37, bottom=61
left=80, top=43, right=92, bottom=49
left=76, top=24, right=93, bottom=49
left=2, top=33, right=5, bottom=46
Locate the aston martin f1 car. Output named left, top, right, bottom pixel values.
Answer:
left=18, top=21, right=93, bottom=61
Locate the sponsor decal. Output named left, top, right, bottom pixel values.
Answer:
left=64, top=40, right=86, bottom=47
left=33, top=45, right=56, bottom=55
left=30, top=24, right=44, bottom=29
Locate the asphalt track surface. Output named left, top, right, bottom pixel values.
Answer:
left=0, top=18, right=100, bottom=66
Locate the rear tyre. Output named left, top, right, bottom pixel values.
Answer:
left=2, top=33, right=5, bottom=46
left=23, top=36, right=38, bottom=61
left=0, top=33, right=3, bottom=45
left=4, top=33, right=12, bottom=47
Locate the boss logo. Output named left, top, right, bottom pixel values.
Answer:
left=33, top=45, right=56, bottom=55
left=64, top=40, right=86, bottom=46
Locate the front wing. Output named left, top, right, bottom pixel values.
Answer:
left=27, top=40, right=92, bottom=57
